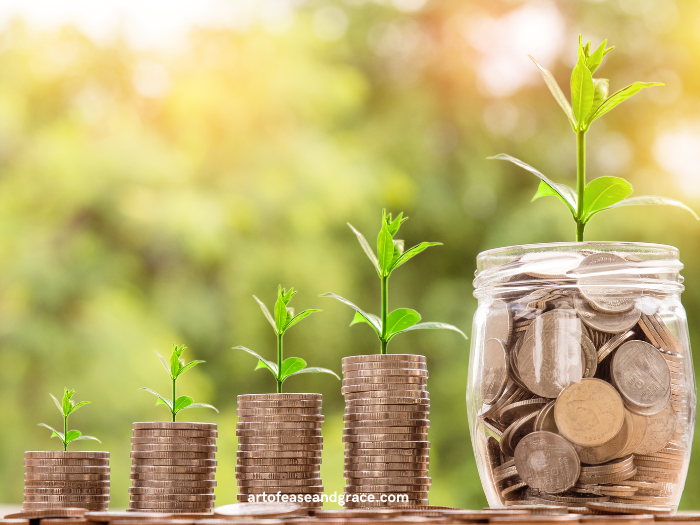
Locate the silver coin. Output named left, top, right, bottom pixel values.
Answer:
left=482, top=338, right=508, bottom=405
left=514, top=431, right=580, bottom=494
left=484, top=300, right=513, bottom=346
left=575, top=253, right=641, bottom=314
left=612, top=340, right=671, bottom=410
left=575, top=295, right=641, bottom=334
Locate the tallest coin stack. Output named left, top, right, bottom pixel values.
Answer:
left=342, top=354, right=431, bottom=508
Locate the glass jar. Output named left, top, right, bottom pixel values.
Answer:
left=466, top=242, right=695, bottom=510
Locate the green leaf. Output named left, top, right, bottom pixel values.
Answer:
left=65, top=430, right=82, bottom=443
left=70, top=401, right=89, bottom=414
left=233, top=346, right=279, bottom=376
left=402, top=322, right=468, bottom=339
left=274, top=286, right=294, bottom=333
left=279, top=357, right=307, bottom=381
left=71, top=435, right=101, bottom=443
left=489, top=154, right=577, bottom=214
left=585, top=39, right=609, bottom=73
left=284, top=309, right=322, bottom=332
left=62, top=389, right=72, bottom=416
left=582, top=176, right=633, bottom=221
left=170, top=348, right=181, bottom=378
left=602, top=196, right=699, bottom=220
left=177, top=360, right=205, bottom=378
left=589, top=82, right=663, bottom=123
left=377, top=222, right=395, bottom=276
left=174, top=344, right=186, bottom=358
left=141, top=387, right=174, bottom=411
left=179, top=402, right=219, bottom=413
left=386, top=211, right=406, bottom=235
left=38, top=423, right=65, bottom=442
left=156, top=351, right=172, bottom=377
left=529, top=55, right=575, bottom=127
left=253, top=295, right=277, bottom=333
left=319, top=293, right=381, bottom=336
left=390, top=242, right=442, bottom=272
left=347, top=223, right=380, bottom=274
left=349, top=310, right=383, bottom=333
left=571, top=53, right=595, bottom=128
left=285, top=367, right=340, bottom=380
left=587, top=78, right=609, bottom=122
left=390, top=239, right=404, bottom=269
left=173, top=395, right=194, bottom=413
left=50, top=394, right=63, bottom=416
left=385, top=308, right=421, bottom=338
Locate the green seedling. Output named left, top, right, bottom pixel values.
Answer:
left=490, top=35, right=697, bottom=241
left=235, top=286, right=339, bottom=393
left=39, top=388, right=100, bottom=451
left=142, top=344, right=218, bottom=422
left=322, top=210, right=466, bottom=354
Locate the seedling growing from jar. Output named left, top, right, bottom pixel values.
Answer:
left=142, top=344, right=218, bottom=422
left=490, top=35, right=698, bottom=241
left=235, top=286, right=339, bottom=393
left=39, top=388, right=101, bottom=451
left=322, top=209, right=466, bottom=354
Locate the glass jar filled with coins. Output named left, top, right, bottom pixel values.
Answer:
left=467, top=242, right=695, bottom=511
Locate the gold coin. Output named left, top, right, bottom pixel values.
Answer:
left=634, top=403, right=678, bottom=455
left=555, top=378, right=625, bottom=447
left=574, top=410, right=633, bottom=465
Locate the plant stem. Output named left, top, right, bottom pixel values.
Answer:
left=63, top=414, right=68, bottom=452
left=576, top=130, right=587, bottom=242
left=380, top=275, right=388, bottom=355
left=277, top=333, right=283, bottom=394
left=172, top=377, right=177, bottom=422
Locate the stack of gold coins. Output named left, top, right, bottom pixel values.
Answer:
left=342, top=355, right=431, bottom=508
left=128, top=422, right=217, bottom=513
left=236, top=393, right=324, bottom=509
left=23, top=451, right=110, bottom=511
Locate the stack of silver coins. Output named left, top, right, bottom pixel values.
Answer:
left=342, top=355, right=431, bottom=508
left=236, top=394, right=324, bottom=508
left=128, top=422, right=217, bottom=513
left=23, top=451, right=110, bottom=511
left=475, top=251, right=691, bottom=510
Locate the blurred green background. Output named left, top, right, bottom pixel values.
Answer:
left=0, top=0, right=699, bottom=510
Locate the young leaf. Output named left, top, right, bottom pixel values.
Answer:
left=274, top=286, right=293, bottom=333
left=50, top=394, right=63, bottom=416
left=602, top=196, right=699, bottom=220
left=179, top=402, right=219, bottom=412
left=233, top=346, right=279, bottom=376
left=571, top=54, right=595, bottom=128
left=38, top=423, right=65, bottom=442
left=173, top=395, right=194, bottom=413
left=390, top=242, right=442, bottom=272
left=402, top=322, right=468, bottom=339
left=529, top=55, right=576, bottom=127
left=589, top=82, right=663, bottom=123
left=350, top=311, right=383, bottom=332
left=385, top=308, right=421, bottom=338
left=387, top=212, right=406, bottom=235
left=253, top=295, right=277, bottom=333
left=177, top=360, right=205, bottom=378
left=489, top=154, right=577, bottom=213
left=170, top=349, right=181, bottom=379
left=284, top=309, right=322, bottom=332
left=377, top=222, right=395, bottom=275
left=285, top=367, right=340, bottom=380
left=62, top=389, right=73, bottom=417
left=279, top=357, right=307, bottom=381
left=319, top=293, right=381, bottom=336
left=70, top=435, right=102, bottom=443
left=141, top=387, right=174, bottom=411
left=582, top=177, right=633, bottom=221
left=65, top=430, right=82, bottom=443
left=347, top=223, right=381, bottom=274
left=69, top=401, right=90, bottom=415
left=588, top=78, right=609, bottom=121
left=390, top=239, right=404, bottom=269
left=585, top=39, right=610, bottom=73
left=156, top=351, right=172, bottom=377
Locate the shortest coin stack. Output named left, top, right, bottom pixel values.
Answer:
left=129, top=422, right=217, bottom=513
left=342, top=354, right=431, bottom=508
left=24, top=451, right=110, bottom=511
left=236, top=393, right=324, bottom=508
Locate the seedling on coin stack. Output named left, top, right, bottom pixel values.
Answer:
left=129, top=344, right=218, bottom=513
left=24, top=389, right=109, bottom=511
left=322, top=210, right=466, bottom=508
left=141, top=343, right=218, bottom=422
left=467, top=36, right=696, bottom=511
left=233, top=287, right=338, bottom=508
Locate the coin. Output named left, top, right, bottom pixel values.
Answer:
left=236, top=451, right=320, bottom=459
left=499, top=398, right=548, bottom=426
left=5, top=509, right=88, bottom=519
left=343, top=368, right=429, bottom=378
left=344, top=404, right=429, bottom=414
left=574, top=296, right=641, bottom=334
left=482, top=338, right=508, bottom=405
left=237, top=400, right=322, bottom=408
left=500, top=411, right=537, bottom=457
left=24, top=452, right=109, bottom=459
left=576, top=253, right=641, bottom=313
left=344, top=463, right=428, bottom=472
left=130, top=473, right=215, bottom=481
left=343, top=441, right=430, bottom=450
left=236, top=436, right=323, bottom=444
left=345, top=397, right=430, bottom=406
left=342, top=361, right=427, bottom=372
left=342, top=355, right=426, bottom=364
left=343, top=411, right=429, bottom=421
left=236, top=415, right=324, bottom=422
left=342, top=375, right=427, bottom=386
left=234, top=458, right=320, bottom=467
left=132, top=422, right=216, bottom=431
left=554, top=378, right=625, bottom=446
left=342, top=418, right=430, bottom=428
left=533, top=400, right=558, bottom=433
left=132, top=429, right=217, bottom=437
left=585, top=502, right=672, bottom=515
left=24, top=459, right=109, bottom=467
left=344, top=454, right=429, bottom=463
left=574, top=410, right=633, bottom=465
left=24, top=474, right=109, bottom=481
left=24, top=466, right=110, bottom=473
left=236, top=444, right=322, bottom=452
left=236, top=422, right=321, bottom=430
left=131, top=466, right=216, bottom=474
left=343, top=426, right=427, bottom=435
left=343, top=433, right=427, bottom=443
left=484, top=300, right=513, bottom=346
left=235, top=429, right=321, bottom=438
left=597, top=330, right=636, bottom=363
left=130, top=459, right=217, bottom=467
left=236, top=478, right=322, bottom=487
left=514, top=431, right=580, bottom=494
left=344, top=390, right=428, bottom=400
left=634, top=403, right=678, bottom=454
left=213, top=502, right=303, bottom=518
left=130, top=444, right=216, bottom=452
left=611, top=340, right=671, bottom=411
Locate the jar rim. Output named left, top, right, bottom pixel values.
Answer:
left=477, top=241, right=679, bottom=263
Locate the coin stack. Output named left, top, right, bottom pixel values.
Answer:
left=342, top=354, right=431, bottom=508
left=475, top=251, right=690, bottom=510
left=23, top=451, right=110, bottom=511
left=236, top=393, right=324, bottom=508
left=128, top=422, right=217, bottom=513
